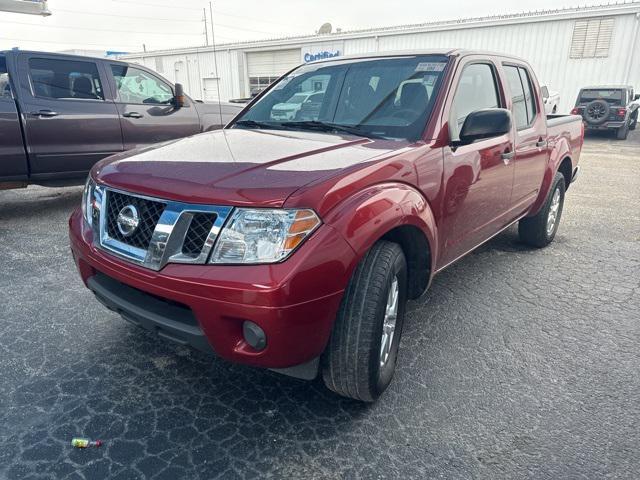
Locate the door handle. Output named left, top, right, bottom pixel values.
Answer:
left=123, top=112, right=143, bottom=118
left=501, top=150, right=515, bottom=164
left=536, top=139, right=547, bottom=148
left=30, top=110, right=58, bottom=117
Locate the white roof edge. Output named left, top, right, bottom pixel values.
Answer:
left=120, top=1, right=640, bottom=59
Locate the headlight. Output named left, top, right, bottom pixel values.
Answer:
left=81, top=176, right=95, bottom=227
left=210, top=208, right=321, bottom=264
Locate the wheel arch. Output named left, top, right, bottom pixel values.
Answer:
left=323, top=182, right=437, bottom=300
left=528, top=133, right=575, bottom=217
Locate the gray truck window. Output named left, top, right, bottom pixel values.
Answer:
left=28, top=58, right=104, bottom=101
left=504, top=66, right=528, bottom=129
left=450, top=63, right=500, bottom=141
left=111, top=65, right=174, bottom=105
left=0, top=55, right=10, bottom=99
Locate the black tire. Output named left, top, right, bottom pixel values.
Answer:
left=584, top=99, right=610, bottom=125
left=518, top=172, right=566, bottom=248
left=322, top=241, right=407, bottom=402
left=629, top=114, right=637, bottom=131
left=617, top=123, right=629, bottom=140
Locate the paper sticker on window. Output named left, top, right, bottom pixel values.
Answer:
left=415, top=62, right=446, bottom=72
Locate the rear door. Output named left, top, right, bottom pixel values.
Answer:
left=0, top=54, right=29, bottom=180
left=17, top=53, right=123, bottom=176
left=108, top=63, right=200, bottom=150
left=502, top=64, right=547, bottom=208
left=438, top=60, right=515, bottom=268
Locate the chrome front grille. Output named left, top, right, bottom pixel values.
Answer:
left=105, top=190, right=166, bottom=250
left=182, top=213, right=217, bottom=257
left=91, top=186, right=232, bottom=271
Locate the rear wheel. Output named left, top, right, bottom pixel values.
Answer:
left=617, top=122, right=629, bottom=140
left=519, top=172, right=565, bottom=248
left=322, top=241, right=407, bottom=402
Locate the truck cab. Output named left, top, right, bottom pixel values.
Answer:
left=0, top=50, right=241, bottom=189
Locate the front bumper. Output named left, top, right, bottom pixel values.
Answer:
left=69, top=209, right=356, bottom=371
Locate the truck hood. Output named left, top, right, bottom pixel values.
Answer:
left=94, top=129, right=408, bottom=207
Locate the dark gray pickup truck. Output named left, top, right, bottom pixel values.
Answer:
left=0, top=50, right=242, bottom=189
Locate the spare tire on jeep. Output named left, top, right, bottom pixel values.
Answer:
left=584, top=99, right=610, bottom=125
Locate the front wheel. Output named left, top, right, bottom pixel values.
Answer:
left=322, top=241, right=407, bottom=402
left=518, top=172, right=566, bottom=248
left=630, top=114, right=637, bottom=131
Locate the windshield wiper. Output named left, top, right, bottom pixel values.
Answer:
left=280, top=121, right=386, bottom=139
left=234, top=119, right=283, bottom=130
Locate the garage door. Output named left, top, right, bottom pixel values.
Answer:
left=203, top=78, right=219, bottom=102
left=246, top=49, right=301, bottom=95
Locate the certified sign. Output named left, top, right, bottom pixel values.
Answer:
left=304, top=50, right=340, bottom=63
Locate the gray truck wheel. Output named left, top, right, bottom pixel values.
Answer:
left=322, top=241, right=407, bottom=402
left=617, top=123, right=629, bottom=140
left=518, top=172, right=565, bottom=248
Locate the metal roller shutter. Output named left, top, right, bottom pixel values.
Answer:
left=246, top=49, right=301, bottom=94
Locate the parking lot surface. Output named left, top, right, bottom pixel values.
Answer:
left=1, top=130, right=639, bottom=480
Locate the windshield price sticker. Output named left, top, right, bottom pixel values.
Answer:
left=415, top=62, right=446, bottom=72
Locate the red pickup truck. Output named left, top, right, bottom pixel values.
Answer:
left=69, top=50, right=583, bottom=402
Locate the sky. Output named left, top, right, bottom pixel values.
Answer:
left=0, top=0, right=627, bottom=53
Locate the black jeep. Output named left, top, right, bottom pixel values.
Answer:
left=572, top=86, right=639, bottom=140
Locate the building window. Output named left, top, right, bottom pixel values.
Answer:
left=249, top=76, right=279, bottom=95
left=154, top=57, right=164, bottom=74
left=570, top=17, right=615, bottom=59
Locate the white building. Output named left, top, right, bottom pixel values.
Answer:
left=121, top=2, right=640, bottom=113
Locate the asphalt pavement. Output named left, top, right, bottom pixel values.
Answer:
left=1, top=129, right=638, bottom=479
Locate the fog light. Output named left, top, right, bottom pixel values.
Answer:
left=243, top=321, right=266, bottom=350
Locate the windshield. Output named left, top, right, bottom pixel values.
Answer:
left=232, top=55, right=449, bottom=141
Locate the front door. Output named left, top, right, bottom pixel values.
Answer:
left=18, top=54, right=123, bottom=176
left=437, top=61, right=515, bottom=269
left=108, top=64, right=201, bottom=150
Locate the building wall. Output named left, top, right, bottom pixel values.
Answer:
left=123, top=5, right=640, bottom=113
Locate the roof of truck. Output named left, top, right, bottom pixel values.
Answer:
left=310, top=49, right=529, bottom=64
left=1, top=49, right=126, bottom=63
left=579, top=85, right=633, bottom=90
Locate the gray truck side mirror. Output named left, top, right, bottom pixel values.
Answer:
left=174, top=83, right=185, bottom=108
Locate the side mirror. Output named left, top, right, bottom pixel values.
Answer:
left=541, top=86, right=550, bottom=100
left=174, top=83, right=185, bottom=108
left=457, top=108, right=512, bottom=145
left=634, top=94, right=640, bottom=101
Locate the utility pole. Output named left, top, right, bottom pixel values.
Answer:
left=203, top=8, right=210, bottom=46
left=209, top=1, right=215, bottom=48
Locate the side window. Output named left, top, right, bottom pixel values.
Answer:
left=0, top=55, right=11, bottom=99
left=28, top=58, right=104, bottom=101
left=111, top=65, right=174, bottom=104
left=449, top=63, right=500, bottom=141
left=504, top=66, right=528, bottom=129
left=518, top=67, right=537, bottom=125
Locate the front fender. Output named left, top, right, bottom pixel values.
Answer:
left=323, top=182, right=438, bottom=283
